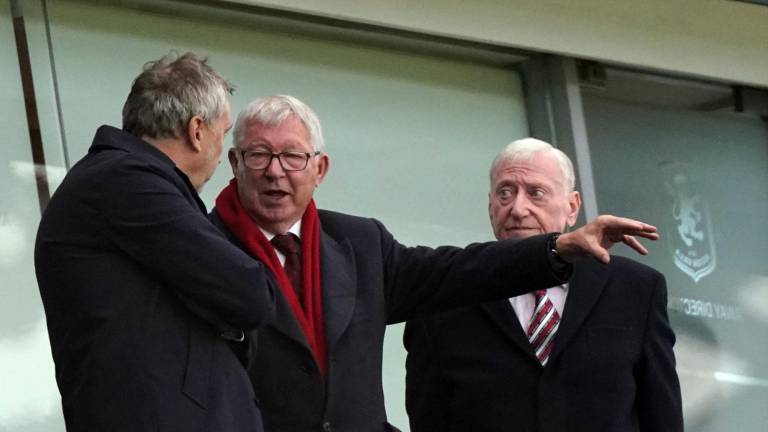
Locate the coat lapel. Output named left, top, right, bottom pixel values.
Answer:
left=266, top=230, right=358, bottom=360
left=481, top=300, right=538, bottom=361
left=319, top=230, right=357, bottom=355
left=269, top=285, right=311, bottom=350
left=548, top=259, right=609, bottom=362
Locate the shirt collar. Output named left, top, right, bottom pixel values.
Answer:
left=260, top=220, right=302, bottom=241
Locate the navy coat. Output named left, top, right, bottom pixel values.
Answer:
left=404, top=256, right=683, bottom=432
left=35, top=126, right=276, bottom=432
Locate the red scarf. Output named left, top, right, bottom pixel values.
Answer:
left=215, top=179, right=327, bottom=376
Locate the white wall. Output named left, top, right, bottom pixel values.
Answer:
left=230, top=0, right=768, bottom=88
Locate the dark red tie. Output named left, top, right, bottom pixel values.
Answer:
left=527, top=289, right=560, bottom=365
left=271, top=233, right=303, bottom=304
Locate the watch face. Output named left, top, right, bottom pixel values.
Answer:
left=549, top=233, right=561, bottom=254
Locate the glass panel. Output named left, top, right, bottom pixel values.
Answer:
left=0, top=1, right=65, bottom=431
left=34, top=1, right=530, bottom=429
left=45, top=1, right=525, bottom=244
left=583, top=74, right=768, bottom=431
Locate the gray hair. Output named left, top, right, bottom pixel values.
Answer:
left=233, top=95, right=325, bottom=153
left=122, top=52, right=233, bottom=139
left=490, top=138, right=576, bottom=193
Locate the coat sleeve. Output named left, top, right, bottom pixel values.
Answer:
left=404, top=318, right=452, bottom=432
left=636, top=272, right=684, bottom=432
left=99, top=156, right=276, bottom=330
left=376, top=218, right=567, bottom=323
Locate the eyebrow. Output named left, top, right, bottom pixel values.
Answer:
left=246, top=141, right=307, bottom=150
left=496, top=179, right=554, bottom=191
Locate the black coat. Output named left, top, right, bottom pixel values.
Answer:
left=404, top=256, right=683, bottom=432
left=210, top=208, right=566, bottom=432
left=35, top=126, right=276, bottom=432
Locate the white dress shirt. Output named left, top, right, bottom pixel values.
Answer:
left=509, top=284, right=568, bottom=331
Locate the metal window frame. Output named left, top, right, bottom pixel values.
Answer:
left=518, top=55, right=599, bottom=225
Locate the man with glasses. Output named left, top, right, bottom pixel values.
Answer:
left=210, top=94, right=661, bottom=432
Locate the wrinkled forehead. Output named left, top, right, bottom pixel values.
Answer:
left=235, top=111, right=307, bottom=144
left=490, top=155, right=566, bottom=190
left=240, top=116, right=310, bottom=145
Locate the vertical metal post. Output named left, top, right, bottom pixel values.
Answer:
left=11, top=0, right=50, bottom=213
left=556, top=57, right=598, bottom=221
left=519, top=55, right=556, bottom=144
left=519, top=55, right=599, bottom=225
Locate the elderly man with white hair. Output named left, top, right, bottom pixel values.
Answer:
left=404, top=138, right=683, bottom=432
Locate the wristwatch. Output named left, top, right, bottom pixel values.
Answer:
left=547, top=232, right=571, bottom=280
left=548, top=232, right=562, bottom=259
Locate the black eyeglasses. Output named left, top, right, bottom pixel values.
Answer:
left=239, top=150, right=320, bottom=171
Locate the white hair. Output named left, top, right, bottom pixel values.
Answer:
left=233, top=95, right=325, bottom=153
left=489, top=138, right=575, bottom=193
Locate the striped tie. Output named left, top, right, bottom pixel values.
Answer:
left=527, top=289, right=560, bottom=365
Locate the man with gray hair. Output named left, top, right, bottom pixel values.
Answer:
left=35, top=53, right=276, bottom=432
left=210, top=95, right=664, bottom=432
left=404, top=138, right=683, bottom=431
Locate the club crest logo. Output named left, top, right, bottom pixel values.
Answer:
left=662, top=164, right=716, bottom=283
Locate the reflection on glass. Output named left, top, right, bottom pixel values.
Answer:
left=1, top=1, right=65, bottom=429
left=583, top=74, right=768, bottom=431
left=3, top=0, right=527, bottom=430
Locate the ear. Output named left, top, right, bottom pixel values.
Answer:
left=186, top=115, right=206, bottom=153
left=566, top=190, right=581, bottom=228
left=487, top=192, right=493, bottom=222
left=313, top=153, right=330, bottom=187
left=228, top=148, right=239, bottom=177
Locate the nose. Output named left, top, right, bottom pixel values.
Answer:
left=263, top=154, right=286, bottom=178
left=508, top=193, right=531, bottom=219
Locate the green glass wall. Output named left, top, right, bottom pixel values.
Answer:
left=0, top=1, right=64, bottom=431
left=3, top=1, right=528, bottom=430
left=583, top=90, right=768, bottom=431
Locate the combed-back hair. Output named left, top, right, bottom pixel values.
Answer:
left=122, top=52, right=233, bottom=139
left=490, top=138, right=576, bottom=194
left=233, top=95, right=325, bottom=153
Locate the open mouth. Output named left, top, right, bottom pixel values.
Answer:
left=263, top=190, right=290, bottom=199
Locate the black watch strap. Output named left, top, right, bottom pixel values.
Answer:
left=546, top=232, right=571, bottom=281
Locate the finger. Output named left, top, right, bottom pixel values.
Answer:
left=637, top=222, right=658, bottom=234
left=606, top=229, right=657, bottom=244
left=623, top=235, right=649, bottom=255
left=631, top=230, right=660, bottom=241
left=604, top=216, right=658, bottom=234
left=603, top=217, right=659, bottom=241
left=597, top=249, right=610, bottom=264
left=591, top=244, right=611, bottom=264
left=588, top=236, right=612, bottom=264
